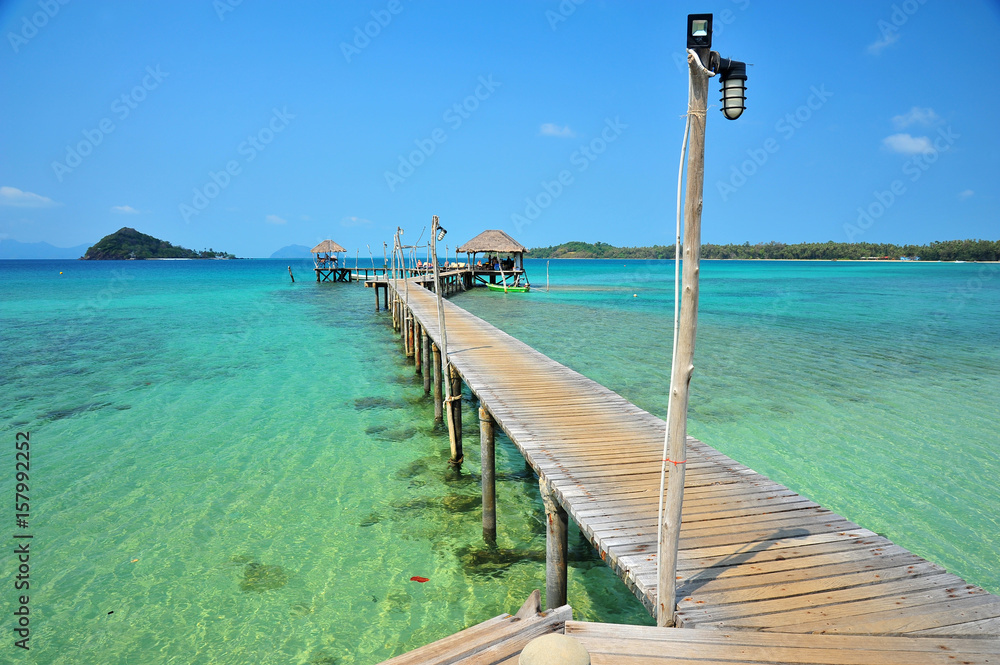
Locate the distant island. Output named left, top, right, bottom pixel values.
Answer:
left=81, top=228, right=237, bottom=260
left=269, top=244, right=314, bottom=259
left=528, top=239, right=1000, bottom=262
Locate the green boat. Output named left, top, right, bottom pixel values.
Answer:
left=486, top=282, right=530, bottom=293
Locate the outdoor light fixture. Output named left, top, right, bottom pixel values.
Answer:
left=686, top=14, right=747, bottom=121
left=717, top=57, right=747, bottom=120
left=687, top=13, right=712, bottom=51
left=437, top=227, right=447, bottom=241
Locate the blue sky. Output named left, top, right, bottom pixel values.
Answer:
left=1, top=0, right=998, bottom=257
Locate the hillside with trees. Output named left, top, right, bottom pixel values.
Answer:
left=528, top=239, right=1000, bottom=262
left=81, top=228, right=236, bottom=260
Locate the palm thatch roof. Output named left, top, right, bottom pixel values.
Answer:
left=457, top=230, right=527, bottom=254
left=311, top=240, right=347, bottom=254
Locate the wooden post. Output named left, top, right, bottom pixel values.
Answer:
left=405, top=312, right=414, bottom=357
left=546, top=261, right=550, bottom=292
left=401, top=307, right=408, bottom=349
left=657, top=51, right=710, bottom=628
left=480, top=406, right=497, bottom=545
left=430, top=215, right=460, bottom=468
left=422, top=331, right=431, bottom=394
left=414, top=322, right=422, bottom=373
left=432, top=342, right=443, bottom=421
left=449, top=365, right=463, bottom=463
left=540, top=477, right=568, bottom=609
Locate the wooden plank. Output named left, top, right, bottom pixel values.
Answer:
left=566, top=620, right=1000, bottom=654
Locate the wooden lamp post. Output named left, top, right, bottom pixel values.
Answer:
left=431, top=215, right=462, bottom=467
left=657, top=13, right=747, bottom=628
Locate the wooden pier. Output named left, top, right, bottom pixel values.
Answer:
left=374, top=276, right=999, bottom=662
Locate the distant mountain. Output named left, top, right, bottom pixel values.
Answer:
left=0, top=239, right=91, bottom=259
left=270, top=244, right=313, bottom=259
left=82, top=227, right=236, bottom=260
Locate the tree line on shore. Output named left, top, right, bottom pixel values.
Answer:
left=527, top=239, right=1000, bottom=262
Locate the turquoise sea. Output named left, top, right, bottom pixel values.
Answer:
left=1, top=258, right=997, bottom=663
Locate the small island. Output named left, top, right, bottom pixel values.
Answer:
left=81, top=228, right=237, bottom=260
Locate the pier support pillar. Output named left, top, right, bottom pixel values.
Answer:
left=432, top=343, right=443, bottom=421
left=480, top=406, right=497, bottom=545
left=540, top=477, right=568, bottom=609
left=405, top=311, right=414, bottom=357
left=448, top=365, right=463, bottom=463
left=401, top=307, right=408, bottom=349
left=413, top=322, right=422, bottom=373
left=422, top=332, right=431, bottom=394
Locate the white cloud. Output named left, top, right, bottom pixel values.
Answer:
left=265, top=214, right=287, bottom=225
left=0, top=186, right=59, bottom=208
left=539, top=123, right=574, bottom=138
left=340, top=216, right=372, bottom=228
left=867, top=31, right=899, bottom=55
left=958, top=189, right=974, bottom=200
left=111, top=205, right=140, bottom=214
left=882, top=133, right=934, bottom=155
left=892, top=107, right=940, bottom=129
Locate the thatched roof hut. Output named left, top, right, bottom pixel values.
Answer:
left=457, top=230, right=526, bottom=255
left=311, top=240, right=347, bottom=254
left=458, top=230, right=530, bottom=288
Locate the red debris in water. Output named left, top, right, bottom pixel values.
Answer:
left=410, top=576, right=429, bottom=583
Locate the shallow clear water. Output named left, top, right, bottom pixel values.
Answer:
left=1, top=258, right=997, bottom=663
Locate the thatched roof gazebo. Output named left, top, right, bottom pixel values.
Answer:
left=457, top=230, right=530, bottom=290
left=311, top=239, right=349, bottom=282
left=311, top=239, right=347, bottom=255
left=457, top=230, right=526, bottom=256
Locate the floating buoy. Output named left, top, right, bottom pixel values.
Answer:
left=59, top=271, right=63, bottom=274
left=633, top=294, right=637, bottom=298
left=410, top=576, right=429, bottom=583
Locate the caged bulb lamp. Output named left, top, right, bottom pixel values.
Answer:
left=436, top=226, right=447, bottom=241
left=717, top=57, right=747, bottom=120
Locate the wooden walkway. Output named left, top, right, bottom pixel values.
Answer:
left=378, top=596, right=998, bottom=664
left=377, top=277, right=999, bottom=659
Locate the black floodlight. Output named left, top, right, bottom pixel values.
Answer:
left=718, top=57, right=747, bottom=120
left=687, top=14, right=712, bottom=50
